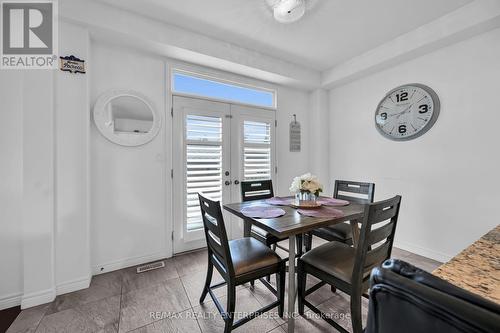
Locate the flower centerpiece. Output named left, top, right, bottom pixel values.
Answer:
left=289, top=173, right=323, bottom=207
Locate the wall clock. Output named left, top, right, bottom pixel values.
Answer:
left=375, top=83, right=440, bottom=141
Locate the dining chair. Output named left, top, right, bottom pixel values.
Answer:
left=304, top=180, right=375, bottom=251
left=241, top=180, right=303, bottom=258
left=198, top=193, right=286, bottom=333
left=297, top=195, right=402, bottom=333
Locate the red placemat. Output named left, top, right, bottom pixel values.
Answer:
left=297, top=206, right=345, bottom=218
left=316, top=197, right=349, bottom=206
left=241, top=206, right=286, bottom=218
left=265, top=196, right=294, bottom=206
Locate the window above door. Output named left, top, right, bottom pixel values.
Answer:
left=172, top=71, right=276, bottom=108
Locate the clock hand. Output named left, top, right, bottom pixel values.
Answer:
left=388, top=106, right=410, bottom=118
left=396, top=104, right=414, bottom=119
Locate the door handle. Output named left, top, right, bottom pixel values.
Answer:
left=225, top=180, right=232, bottom=186
left=234, top=180, right=240, bottom=185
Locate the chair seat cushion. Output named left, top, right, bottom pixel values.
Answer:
left=229, top=237, right=281, bottom=276
left=312, top=222, right=353, bottom=242
left=301, top=241, right=370, bottom=283
left=251, top=225, right=284, bottom=244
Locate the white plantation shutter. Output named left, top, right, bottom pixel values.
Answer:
left=185, top=115, right=223, bottom=231
left=243, top=121, right=272, bottom=181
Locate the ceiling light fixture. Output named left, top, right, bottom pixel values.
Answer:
left=271, top=0, right=306, bottom=24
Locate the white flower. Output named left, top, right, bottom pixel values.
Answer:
left=300, top=173, right=313, bottom=181
left=289, top=176, right=301, bottom=193
left=289, top=173, right=323, bottom=195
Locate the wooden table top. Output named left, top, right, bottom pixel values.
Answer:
left=433, top=225, right=500, bottom=304
left=223, top=199, right=365, bottom=238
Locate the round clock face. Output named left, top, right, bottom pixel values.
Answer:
left=375, top=84, right=440, bottom=141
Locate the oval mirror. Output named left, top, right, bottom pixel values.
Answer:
left=93, top=90, right=161, bottom=146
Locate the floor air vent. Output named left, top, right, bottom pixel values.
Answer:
left=136, top=261, right=165, bottom=273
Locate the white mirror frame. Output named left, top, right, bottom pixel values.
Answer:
left=93, top=89, right=161, bottom=147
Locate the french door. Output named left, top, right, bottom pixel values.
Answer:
left=172, top=96, right=276, bottom=253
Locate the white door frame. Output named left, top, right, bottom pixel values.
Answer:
left=172, top=95, right=276, bottom=253
left=172, top=96, right=231, bottom=253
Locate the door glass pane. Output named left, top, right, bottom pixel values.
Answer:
left=244, top=121, right=271, bottom=144
left=185, top=115, right=223, bottom=231
left=186, top=115, right=222, bottom=142
left=243, top=121, right=272, bottom=181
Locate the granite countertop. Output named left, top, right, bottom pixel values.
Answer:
left=433, top=225, right=500, bottom=304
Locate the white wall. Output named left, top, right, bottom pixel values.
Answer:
left=275, top=86, right=311, bottom=195
left=328, top=28, right=500, bottom=261
left=0, top=70, right=58, bottom=309
left=308, top=89, right=331, bottom=194
left=22, top=70, right=56, bottom=308
left=55, top=22, right=91, bottom=294
left=0, top=21, right=92, bottom=310
left=0, top=63, right=57, bottom=312
left=90, top=43, right=169, bottom=273
left=0, top=72, right=24, bottom=309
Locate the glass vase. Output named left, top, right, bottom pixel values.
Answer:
left=295, top=191, right=317, bottom=207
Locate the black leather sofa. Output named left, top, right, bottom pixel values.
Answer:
left=365, top=259, right=500, bottom=333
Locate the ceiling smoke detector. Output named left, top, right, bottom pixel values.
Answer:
left=269, top=0, right=306, bottom=24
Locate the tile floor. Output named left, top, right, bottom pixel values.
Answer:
left=6, top=243, right=441, bottom=333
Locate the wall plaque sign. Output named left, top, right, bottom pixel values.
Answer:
left=290, top=114, right=301, bottom=152
left=59, top=55, right=86, bottom=74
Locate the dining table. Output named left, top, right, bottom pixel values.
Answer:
left=223, top=197, right=366, bottom=333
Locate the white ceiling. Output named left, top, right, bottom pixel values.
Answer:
left=99, top=0, right=472, bottom=71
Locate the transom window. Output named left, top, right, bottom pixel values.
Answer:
left=172, top=71, right=276, bottom=108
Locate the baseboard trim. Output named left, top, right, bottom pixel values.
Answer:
left=21, top=288, right=55, bottom=310
left=394, top=240, right=453, bottom=263
left=0, top=292, right=22, bottom=310
left=56, top=276, right=91, bottom=296
left=93, top=251, right=169, bottom=275
left=1, top=276, right=91, bottom=311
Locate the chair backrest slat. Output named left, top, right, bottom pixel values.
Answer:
left=367, top=221, right=394, bottom=246
left=204, top=213, right=221, bottom=237
left=364, top=241, right=391, bottom=269
left=198, top=194, right=234, bottom=276
left=353, top=195, right=402, bottom=284
left=371, top=205, right=399, bottom=224
left=206, top=229, right=224, bottom=257
left=334, top=180, right=375, bottom=204
left=241, top=180, right=274, bottom=202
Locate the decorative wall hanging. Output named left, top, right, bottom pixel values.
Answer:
left=59, top=55, right=86, bottom=74
left=289, top=114, right=301, bottom=152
